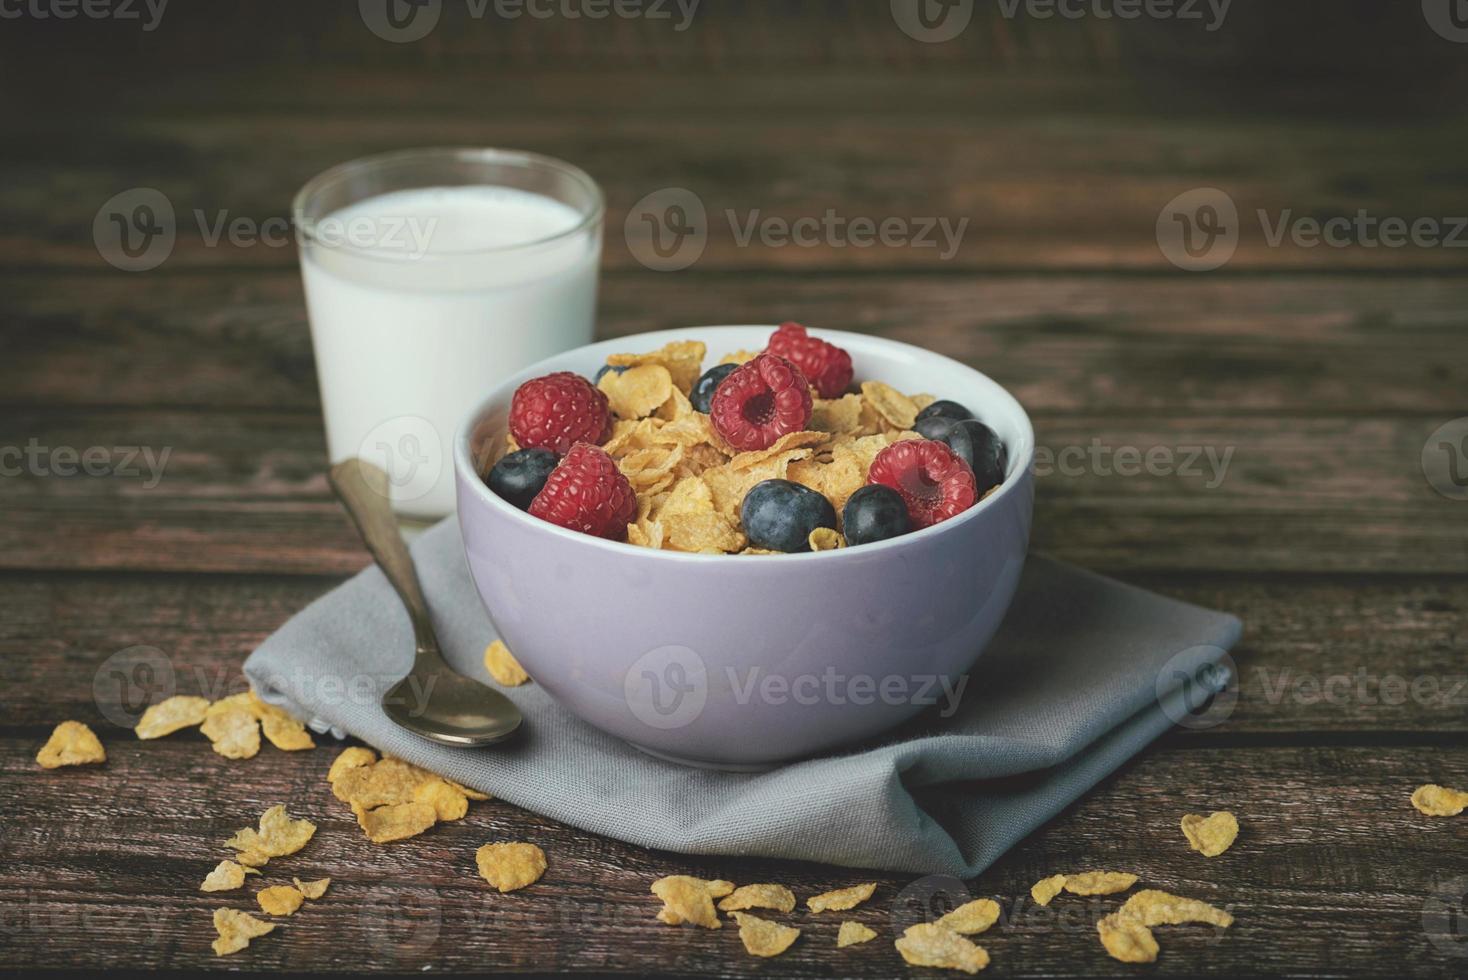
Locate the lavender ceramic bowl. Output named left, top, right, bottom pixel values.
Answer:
left=454, top=326, right=1034, bottom=769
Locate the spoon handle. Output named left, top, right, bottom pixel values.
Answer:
left=328, top=458, right=439, bottom=653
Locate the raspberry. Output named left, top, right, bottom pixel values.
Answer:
left=866, top=439, right=978, bottom=530
left=509, top=372, right=612, bottom=455
left=708, top=353, right=814, bottom=452
left=527, top=443, right=636, bottom=540
left=766, top=322, right=853, bottom=399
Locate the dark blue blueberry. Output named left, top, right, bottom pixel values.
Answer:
left=690, top=362, right=739, bottom=414
left=593, top=363, right=628, bottom=384
left=915, top=399, right=973, bottom=424
left=940, top=419, right=1007, bottom=493
left=486, top=448, right=559, bottom=510
left=842, top=484, right=910, bottom=546
left=740, top=479, right=837, bottom=553
left=914, top=415, right=956, bottom=442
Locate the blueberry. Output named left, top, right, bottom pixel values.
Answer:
left=486, top=448, right=559, bottom=510
left=915, top=399, right=973, bottom=424
left=914, top=415, right=956, bottom=442
left=740, top=479, right=837, bottom=553
left=690, top=362, right=738, bottom=414
left=940, top=419, right=1007, bottom=493
left=593, top=364, right=628, bottom=384
left=842, top=484, right=910, bottom=546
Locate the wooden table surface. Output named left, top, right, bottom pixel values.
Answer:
left=2, top=3, right=1466, bottom=976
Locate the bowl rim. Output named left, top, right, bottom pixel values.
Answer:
left=453, top=325, right=1035, bottom=563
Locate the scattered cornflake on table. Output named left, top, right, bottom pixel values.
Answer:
left=1097, top=912, right=1159, bottom=964
left=651, top=875, right=731, bottom=928
left=293, top=877, right=331, bottom=900
left=135, top=695, right=210, bottom=740
left=225, top=804, right=316, bottom=867
left=257, top=884, right=305, bottom=917
left=211, top=907, right=276, bottom=957
left=731, top=911, right=800, bottom=957
left=200, top=860, right=259, bottom=893
left=1063, top=871, right=1138, bottom=896
left=1030, top=874, right=1068, bottom=906
left=476, top=842, right=547, bottom=892
left=201, top=694, right=261, bottom=760
left=1118, top=889, right=1233, bottom=928
left=1180, top=810, right=1239, bottom=856
left=36, top=721, right=105, bottom=769
left=248, top=691, right=315, bottom=751
left=936, top=898, right=1001, bottom=936
left=717, top=883, right=796, bottom=914
left=328, top=747, right=479, bottom=843
left=894, top=923, right=989, bottom=974
left=1412, top=783, right=1468, bottom=816
left=837, top=920, right=877, bottom=947
left=807, top=882, right=877, bottom=912
left=483, top=640, right=531, bottom=687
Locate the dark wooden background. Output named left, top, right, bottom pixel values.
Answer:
left=2, top=1, right=1466, bottom=976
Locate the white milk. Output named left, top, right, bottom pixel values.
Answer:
left=302, top=186, right=600, bottom=517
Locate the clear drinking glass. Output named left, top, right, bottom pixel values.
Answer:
left=294, top=148, right=604, bottom=518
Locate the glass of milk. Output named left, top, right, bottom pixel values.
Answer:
left=294, top=148, right=603, bottom=518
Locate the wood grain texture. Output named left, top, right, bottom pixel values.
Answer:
left=3, top=737, right=1467, bottom=976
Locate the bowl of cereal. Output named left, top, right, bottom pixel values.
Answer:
left=455, top=325, right=1034, bottom=768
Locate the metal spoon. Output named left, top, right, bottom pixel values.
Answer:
left=329, top=458, right=522, bottom=747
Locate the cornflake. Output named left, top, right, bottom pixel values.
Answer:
left=807, top=527, right=845, bottom=552
left=257, top=885, right=305, bottom=917
left=224, top=804, right=316, bottom=866
left=135, top=695, right=210, bottom=740
left=837, top=920, right=877, bottom=947
left=201, top=694, right=261, bottom=760
left=475, top=842, right=547, bottom=893
left=248, top=691, right=315, bottom=751
left=36, top=721, right=105, bottom=769
left=1030, top=874, right=1067, bottom=906
left=599, top=363, right=675, bottom=419
left=1118, top=889, right=1233, bottom=928
left=1180, top=810, right=1239, bottom=856
left=606, top=340, right=707, bottom=394
left=1412, top=783, right=1468, bottom=817
left=484, top=640, right=530, bottom=686
left=1097, top=913, right=1159, bottom=964
left=1063, top=871, right=1137, bottom=896
left=717, top=883, right=796, bottom=914
left=651, top=875, right=726, bottom=929
left=293, top=877, right=331, bottom=900
left=356, top=802, right=437, bottom=844
left=936, top=898, right=1001, bottom=935
left=328, top=747, right=477, bottom=843
left=212, top=907, right=275, bottom=956
left=807, top=882, right=877, bottom=913
left=731, top=911, right=800, bottom=957
left=894, top=922, right=989, bottom=974
left=200, top=860, right=258, bottom=893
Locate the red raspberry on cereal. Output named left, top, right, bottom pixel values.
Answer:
left=866, top=439, right=977, bottom=530
left=708, top=353, right=814, bottom=452
left=527, top=443, right=636, bottom=540
left=509, top=371, right=612, bottom=455
left=766, top=322, right=853, bottom=399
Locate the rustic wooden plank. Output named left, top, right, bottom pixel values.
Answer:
left=2, top=736, right=1465, bottom=975
left=0, top=407, right=1460, bottom=575
left=3, top=570, right=1465, bottom=736
left=5, top=109, right=1467, bottom=272
left=3, top=271, right=1464, bottom=416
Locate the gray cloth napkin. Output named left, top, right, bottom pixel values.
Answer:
left=244, top=520, right=1240, bottom=877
